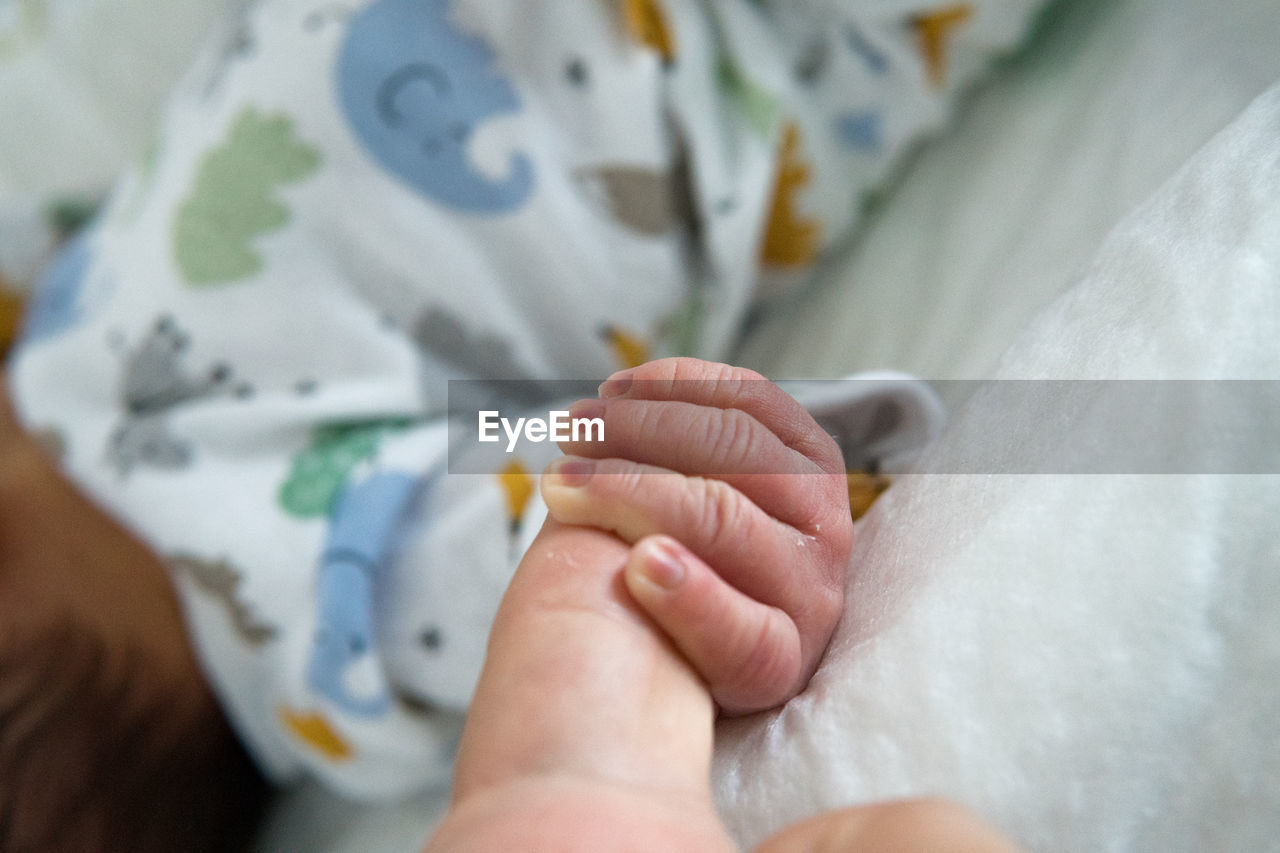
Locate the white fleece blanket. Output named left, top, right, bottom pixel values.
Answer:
left=2, top=1, right=1275, bottom=850
left=249, top=2, right=1280, bottom=850
left=255, top=85, right=1280, bottom=853
left=713, top=68, right=1280, bottom=853
left=0, top=0, right=237, bottom=286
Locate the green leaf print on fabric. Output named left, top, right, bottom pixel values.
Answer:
left=279, top=419, right=413, bottom=518
left=717, top=57, right=779, bottom=138
left=174, top=107, right=320, bottom=286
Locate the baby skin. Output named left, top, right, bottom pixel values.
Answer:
left=427, top=358, right=1022, bottom=852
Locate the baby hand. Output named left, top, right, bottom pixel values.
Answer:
left=540, top=358, right=853, bottom=715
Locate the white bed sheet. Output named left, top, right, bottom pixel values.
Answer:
left=716, top=0, right=1280, bottom=850
left=0, top=0, right=237, bottom=285
left=718, top=71, right=1280, bottom=853
left=0, top=0, right=237, bottom=198
left=256, top=0, right=1280, bottom=850
left=3, top=0, right=1275, bottom=849
left=737, top=0, right=1280, bottom=380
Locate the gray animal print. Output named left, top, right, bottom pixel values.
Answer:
left=412, top=306, right=568, bottom=416
left=574, top=139, right=697, bottom=239
left=574, top=165, right=678, bottom=236
left=108, top=315, right=246, bottom=475
left=412, top=307, right=535, bottom=384
left=170, top=552, right=279, bottom=648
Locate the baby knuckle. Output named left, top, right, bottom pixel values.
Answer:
left=710, top=365, right=766, bottom=407
left=703, top=409, right=759, bottom=472
left=726, top=614, right=798, bottom=708
left=669, top=357, right=754, bottom=386
left=603, top=461, right=648, bottom=503
left=630, top=401, right=667, bottom=441
left=691, top=478, right=748, bottom=553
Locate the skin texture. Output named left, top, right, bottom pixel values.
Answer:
left=427, top=520, right=736, bottom=853
left=0, top=356, right=1023, bottom=851
left=541, top=357, right=854, bottom=714
left=426, top=522, right=1023, bottom=853
left=428, top=358, right=1023, bottom=852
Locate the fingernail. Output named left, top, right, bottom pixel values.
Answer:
left=569, top=398, right=605, bottom=421
left=640, top=538, right=687, bottom=590
left=547, top=456, right=594, bottom=487
left=598, top=370, right=633, bottom=399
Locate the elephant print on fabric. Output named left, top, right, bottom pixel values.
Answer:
left=19, top=229, right=97, bottom=344
left=337, top=0, right=534, bottom=213
left=308, top=471, right=423, bottom=718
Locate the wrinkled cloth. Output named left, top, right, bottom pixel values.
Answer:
left=8, top=0, right=1039, bottom=797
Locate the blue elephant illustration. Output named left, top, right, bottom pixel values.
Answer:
left=336, top=0, right=534, bottom=213
left=20, top=229, right=97, bottom=344
left=308, top=470, right=424, bottom=717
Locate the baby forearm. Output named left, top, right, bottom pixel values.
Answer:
left=451, top=520, right=714, bottom=799
left=430, top=520, right=732, bottom=853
